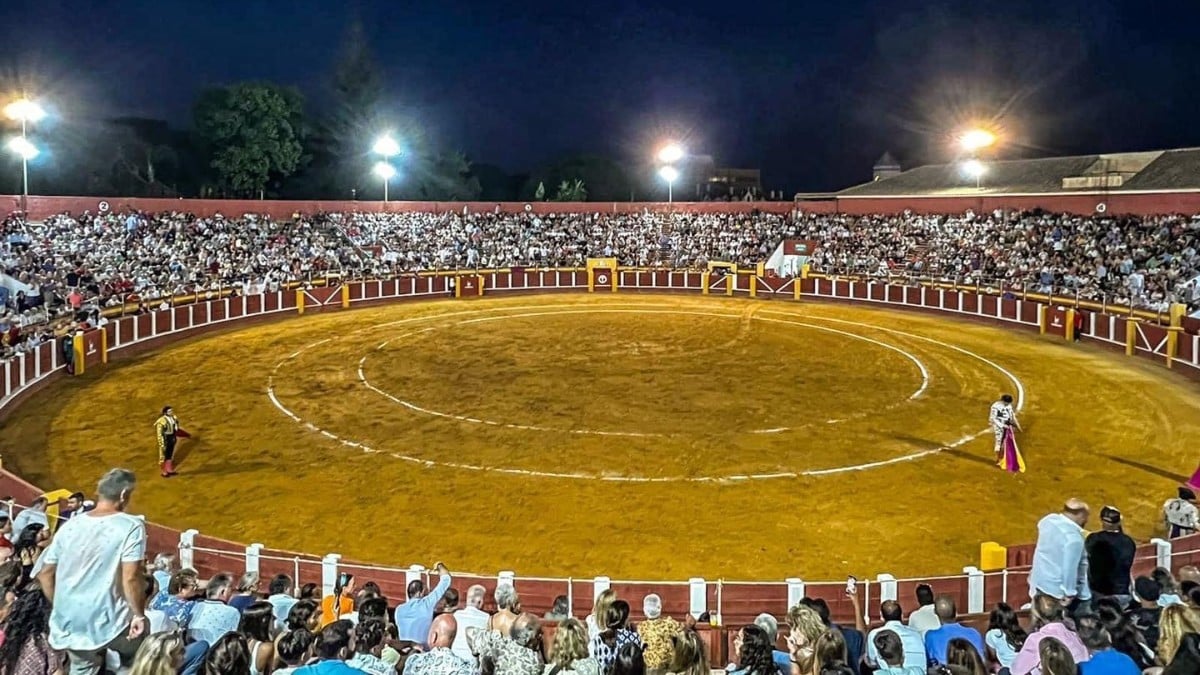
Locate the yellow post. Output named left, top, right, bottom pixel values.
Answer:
left=1171, top=302, right=1187, bottom=327
left=1126, top=319, right=1138, bottom=356
left=100, top=326, right=109, bottom=364
left=725, top=270, right=734, bottom=296
left=341, top=284, right=351, bottom=308
left=1167, top=326, right=1184, bottom=369
left=296, top=289, right=305, bottom=315
left=587, top=271, right=595, bottom=293
left=793, top=278, right=802, bottom=300
left=72, top=334, right=86, bottom=375
left=1038, top=306, right=1048, bottom=335
left=41, top=489, right=74, bottom=534
left=702, top=272, right=711, bottom=295
left=454, top=276, right=463, bottom=298
left=1064, top=308, right=1077, bottom=342
left=478, top=276, right=486, bottom=296
left=800, top=263, right=810, bottom=280
left=611, top=269, right=618, bottom=293
left=980, top=542, right=1007, bottom=571
left=749, top=274, right=757, bottom=298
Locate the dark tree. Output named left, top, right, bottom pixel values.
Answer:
left=193, top=83, right=307, bottom=197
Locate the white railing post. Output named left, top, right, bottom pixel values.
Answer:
left=179, top=529, right=199, bottom=571
left=963, top=567, right=985, bottom=614
left=786, top=578, right=806, bottom=610
left=406, top=564, right=427, bottom=596
left=321, top=554, right=342, bottom=597
left=593, top=576, right=611, bottom=601
left=689, top=577, right=707, bottom=619
left=245, top=543, right=264, bottom=575
left=498, top=570, right=516, bottom=590
left=876, top=573, right=897, bottom=602
left=1151, top=538, right=1173, bottom=569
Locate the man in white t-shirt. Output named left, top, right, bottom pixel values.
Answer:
left=450, top=585, right=490, bottom=662
left=37, top=469, right=148, bottom=675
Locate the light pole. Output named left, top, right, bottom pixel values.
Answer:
left=372, top=134, right=401, bottom=202
left=4, top=99, right=46, bottom=209
left=658, top=165, right=679, bottom=203
left=655, top=142, right=685, bottom=203
left=963, top=159, right=985, bottom=189
left=374, top=161, right=396, bottom=202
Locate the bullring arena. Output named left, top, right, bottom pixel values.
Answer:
left=5, top=245, right=1200, bottom=626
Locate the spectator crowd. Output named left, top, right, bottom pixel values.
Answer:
left=4, top=208, right=1200, bottom=361
left=1, top=471, right=1200, bottom=675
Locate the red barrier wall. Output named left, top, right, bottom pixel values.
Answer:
left=7, top=191, right=1200, bottom=220
left=3, top=196, right=805, bottom=221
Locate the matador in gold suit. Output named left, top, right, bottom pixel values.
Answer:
left=154, top=406, right=180, bottom=477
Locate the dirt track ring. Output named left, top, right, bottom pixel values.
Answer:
left=357, top=308, right=932, bottom=437
left=265, top=302, right=1027, bottom=482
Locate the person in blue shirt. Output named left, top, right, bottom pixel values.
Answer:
left=294, top=620, right=361, bottom=675
left=923, top=597, right=984, bottom=666
left=1077, top=618, right=1140, bottom=675
left=394, top=562, right=452, bottom=647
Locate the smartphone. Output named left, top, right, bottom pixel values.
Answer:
left=845, top=575, right=857, bottom=595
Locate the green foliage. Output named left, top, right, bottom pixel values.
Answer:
left=534, top=181, right=546, bottom=201
left=522, top=154, right=632, bottom=202
left=553, top=179, right=587, bottom=201
left=398, top=150, right=482, bottom=201
left=193, top=83, right=306, bottom=196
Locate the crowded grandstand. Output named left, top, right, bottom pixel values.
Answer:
left=4, top=208, right=1199, bottom=362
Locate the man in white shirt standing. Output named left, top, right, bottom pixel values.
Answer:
left=37, top=469, right=148, bottom=675
left=906, top=584, right=941, bottom=636
left=1029, top=499, right=1091, bottom=608
left=268, top=574, right=299, bottom=631
left=450, top=585, right=490, bottom=662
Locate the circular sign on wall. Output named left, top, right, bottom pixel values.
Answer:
left=1095, top=202, right=1107, bottom=213
left=98, top=201, right=110, bottom=213
left=524, top=204, right=533, bottom=212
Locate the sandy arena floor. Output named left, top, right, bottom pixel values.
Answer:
left=5, top=294, right=1200, bottom=581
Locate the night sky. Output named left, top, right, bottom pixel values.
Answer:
left=2, top=0, right=1199, bottom=192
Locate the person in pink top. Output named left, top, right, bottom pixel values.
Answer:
left=1011, top=595, right=1089, bottom=675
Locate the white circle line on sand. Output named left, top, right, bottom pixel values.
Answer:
left=266, top=302, right=1026, bottom=482
left=360, top=308, right=930, bottom=436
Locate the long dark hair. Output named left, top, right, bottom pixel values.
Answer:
left=1095, top=599, right=1154, bottom=670
left=945, top=638, right=987, bottom=675
left=737, top=624, right=781, bottom=675
left=612, top=642, right=645, bottom=675
left=13, top=524, right=44, bottom=561
left=987, top=603, right=1026, bottom=651
left=600, top=600, right=631, bottom=647
left=287, top=599, right=320, bottom=631
left=238, top=601, right=275, bottom=642
left=0, top=586, right=53, bottom=675
left=200, top=633, right=250, bottom=675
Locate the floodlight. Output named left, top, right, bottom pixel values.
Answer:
left=373, top=135, right=400, bottom=157
left=7, top=136, right=38, bottom=160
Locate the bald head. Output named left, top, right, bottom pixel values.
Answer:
left=510, top=613, right=542, bottom=649
left=429, top=613, right=457, bottom=649
left=879, top=600, right=902, bottom=622
left=933, top=596, right=957, bottom=621
left=1063, top=499, right=1090, bottom=527
left=1178, top=566, right=1200, bottom=585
